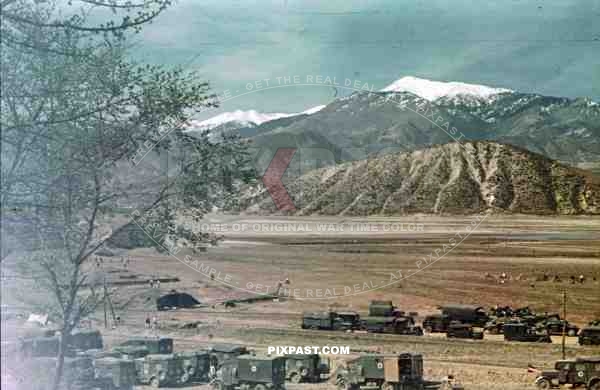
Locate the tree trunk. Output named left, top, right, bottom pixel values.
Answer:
left=51, top=329, right=68, bottom=390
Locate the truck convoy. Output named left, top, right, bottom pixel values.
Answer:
left=301, top=301, right=422, bottom=335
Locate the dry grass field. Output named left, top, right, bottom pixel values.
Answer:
left=3, top=214, right=600, bottom=389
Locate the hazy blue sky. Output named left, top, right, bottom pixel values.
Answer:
left=133, top=0, right=600, bottom=118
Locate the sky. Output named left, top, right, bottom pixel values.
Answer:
left=132, top=0, right=600, bottom=119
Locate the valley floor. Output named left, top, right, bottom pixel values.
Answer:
left=3, top=214, right=600, bottom=389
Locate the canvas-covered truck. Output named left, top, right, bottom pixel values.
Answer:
left=369, top=301, right=399, bottom=317
left=117, top=337, right=173, bottom=355
left=441, top=305, right=489, bottom=327
left=361, top=317, right=423, bottom=335
left=534, top=357, right=600, bottom=389
left=284, top=354, right=329, bottom=383
left=579, top=327, right=600, bottom=346
left=503, top=323, right=551, bottom=343
left=302, top=311, right=360, bottom=331
left=211, top=354, right=286, bottom=390
left=333, top=353, right=462, bottom=390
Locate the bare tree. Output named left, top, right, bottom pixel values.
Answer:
left=1, top=1, right=254, bottom=389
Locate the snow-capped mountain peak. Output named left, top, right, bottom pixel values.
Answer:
left=188, top=105, right=326, bottom=131
left=380, top=76, right=512, bottom=102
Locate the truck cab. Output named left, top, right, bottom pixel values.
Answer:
left=134, top=354, right=180, bottom=388
left=446, top=322, right=484, bottom=340
left=284, top=353, right=328, bottom=383
left=579, top=326, right=600, bottom=346
left=535, top=357, right=600, bottom=389
left=210, top=343, right=249, bottom=373
left=94, top=357, right=137, bottom=390
left=175, top=350, right=211, bottom=384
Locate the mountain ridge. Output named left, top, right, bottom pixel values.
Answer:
left=240, top=141, right=600, bottom=216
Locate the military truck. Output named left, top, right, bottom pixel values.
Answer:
left=543, top=319, right=580, bottom=337
left=441, top=305, right=489, bottom=327
left=94, top=357, right=137, bottom=390
left=210, top=343, right=250, bottom=376
left=302, top=311, right=360, bottom=331
left=175, top=350, right=211, bottom=384
left=334, top=353, right=460, bottom=390
left=21, top=356, right=96, bottom=389
left=446, top=322, right=484, bottom=340
left=579, top=327, right=600, bottom=346
left=336, top=311, right=362, bottom=329
left=134, top=354, right=181, bottom=388
left=211, top=354, right=286, bottom=390
left=284, top=354, right=328, bottom=383
left=503, top=323, right=551, bottom=343
left=534, top=357, right=600, bottom=389
left=70, top=329, right=103, bottom=353
left=483, top=317, right=509, bottom=334
left=422, top=314, right=451, bottom=333
left=117, top=337, right=173, bottom=354
left=109, top=345, right=151, bottom=359
left=369, top=301, right=399, bottom=317
left=18, top=336, right=60, bottom=358
left=361, top=317, right=423, bottom=336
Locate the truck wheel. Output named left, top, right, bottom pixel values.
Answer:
left=336, top=377, right=356, bottom=390
left=150, top=377, right=160, bottom=388
left=290, top=372, right=302, bottom=383
left=589, top=381, right=600, bottom=390
left=180, top=372, right=190, bottom=384
left=381, top=381, right=394, bottom=390
left=535, top=378, right=551, bottom=389
left=212, top=380, right=225, bottom=390
left=254, top=384, right=267, bottom=390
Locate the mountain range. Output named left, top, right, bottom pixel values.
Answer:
left=187, top=76, right=600, bottom=215
left=190, top=76, right=600, bottom=168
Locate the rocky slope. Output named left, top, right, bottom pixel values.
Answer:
left=242, top=142, right=600, bottom=215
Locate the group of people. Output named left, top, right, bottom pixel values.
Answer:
left=148, top=278, right=161, bottom=288
left=145, top=315, right=159, bottom=330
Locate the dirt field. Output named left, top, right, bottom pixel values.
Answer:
left=3, top=214, right=600, bottom=389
